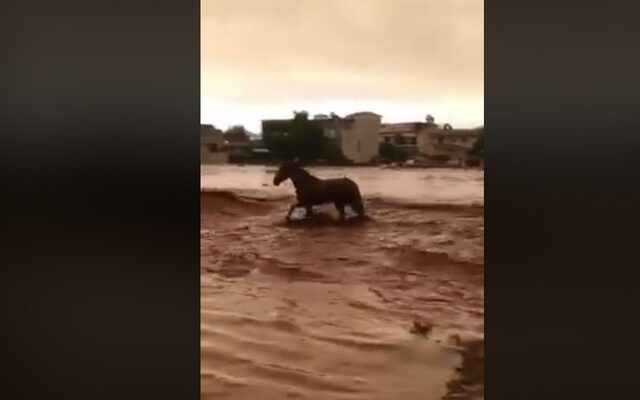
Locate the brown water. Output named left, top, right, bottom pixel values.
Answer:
left=201, top=165, right=484, bottom=400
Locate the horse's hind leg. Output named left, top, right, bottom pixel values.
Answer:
left=351, top=200, right=366, bottom=219
left=335, top=202, right=346, bottom=221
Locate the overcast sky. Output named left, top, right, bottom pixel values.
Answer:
left=201, top=0, right=483, bottom=132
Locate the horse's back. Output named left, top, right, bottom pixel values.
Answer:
left=320, top=177, right=361, bottom=200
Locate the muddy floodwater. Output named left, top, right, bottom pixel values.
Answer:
left=201, top=165, right=484, bottom=400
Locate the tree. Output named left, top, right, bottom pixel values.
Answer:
left=290, top=111, right=324, bottom=162
left=262, top=110, right=325, bottom=162
left=223, top=125, right=249, bottom=143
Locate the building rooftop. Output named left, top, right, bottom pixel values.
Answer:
left=345, top=111, right=382, bottom=118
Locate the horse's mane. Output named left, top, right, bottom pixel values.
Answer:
left=290, top=164, right=319, bottom=185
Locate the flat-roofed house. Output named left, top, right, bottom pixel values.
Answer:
left=379, top=121, right=439, bottom=156
left=200, top=124, right=228, bottom=164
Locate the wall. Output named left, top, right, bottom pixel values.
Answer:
left=340, top=113, right=381, bottom=164
left=200, top=145, right=228, bottom=164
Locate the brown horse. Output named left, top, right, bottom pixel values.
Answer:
left=273, top=162, right=366, bottom=221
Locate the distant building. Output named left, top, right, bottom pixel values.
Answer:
left=200, top=124, right=228, bottom=164
left=380, top=121, right=439, bottom=156
left=417, top=127, right=482, bottom=166
left=225, top=141, right=252, bottom=158
left=223, top=130, right=252, bottom=160
left=262, top=111, right=381, bottom=164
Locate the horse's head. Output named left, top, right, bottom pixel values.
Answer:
left=273, top=161, right=300, bottom=186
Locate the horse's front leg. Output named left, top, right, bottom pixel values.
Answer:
left=305, top=205, right=313, bottom=219
left=285, top=203, right=299, bottom=221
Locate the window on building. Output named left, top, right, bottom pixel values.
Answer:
left=408, top=137, right=416, bottom=145
left=207, top=143, right=218, bottom=152
left=438, top=138, right=444, bottom=144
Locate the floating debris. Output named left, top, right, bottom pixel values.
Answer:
left=410, top=321, right=434, bottom=337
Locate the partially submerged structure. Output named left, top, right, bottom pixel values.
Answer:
left=417, top=127, right=482, bottom=166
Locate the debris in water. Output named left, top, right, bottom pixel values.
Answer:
left=410, top=321, right=433, bottom=337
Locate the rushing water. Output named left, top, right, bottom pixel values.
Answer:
left=201, top=165, right=484, bottom=206
left=201, top=165, right=484, bottom=400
